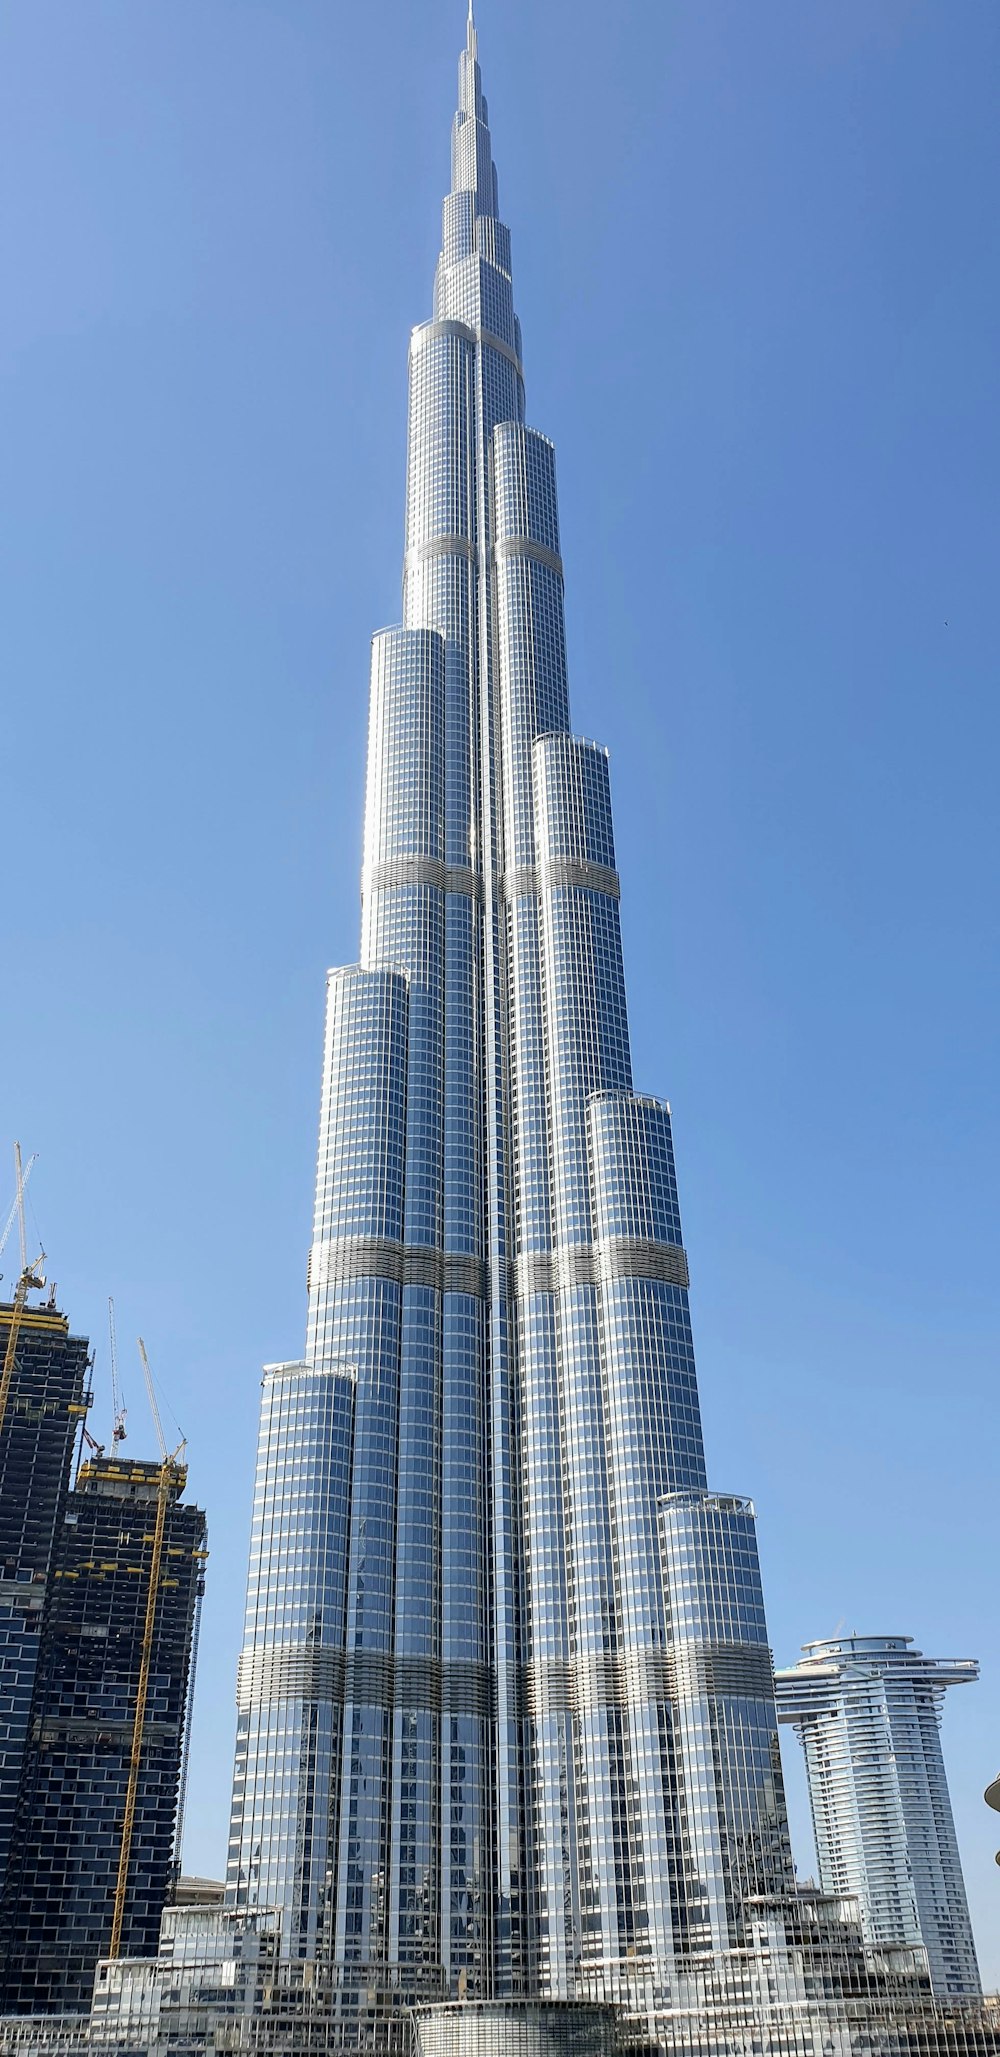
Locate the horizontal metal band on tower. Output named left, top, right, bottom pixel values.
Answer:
left=405, top=534, right=475, bottom=567
left=669, top=1642, right=777, bottom=1702
left=363, top=854, right=620, bottom=901
left=237, top=1644, right=493, bottom=1717
left=513, top=1236, right=690, bottom=1298
left=502, top=858, right=621, bottom=901
left=364, top=857, right=484, bottom=899
left=309, top=1236, right=488, bottom=1299
left=410, top=315, right=524, bottom=379
left=493, top=534, right=564, bottom=577
left=523, top=1641, right=775, bottom=1718
left=524, top=1650, right=668, bottom=1718
left=309, top=1235, right=687, bottom=1300
left=238, top=1641, right=770, bottom=1722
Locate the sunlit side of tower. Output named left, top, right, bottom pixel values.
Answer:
left=776, top=1635, right=981, bottom=1999
left=227, top=12, right=797, bottom=2033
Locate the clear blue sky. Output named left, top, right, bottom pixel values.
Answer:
left=2, top=0, right=998, bottom=1978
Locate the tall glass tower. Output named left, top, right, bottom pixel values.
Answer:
left=775, top=1635, right=981, bottom=1999
left=227, top=8, right=796, bottom=2035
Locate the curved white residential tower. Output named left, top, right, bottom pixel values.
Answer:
left=776, top=1635, right=981, bottom=1998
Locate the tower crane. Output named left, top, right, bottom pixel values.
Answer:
left=82, top=1298, right=130, bottom=1466
left=0, top=1149, right=36, bottom=1265
left=0, top=1145, right=46, bottom=1452
left=107, top=1297, right=127, bottom=1446
left=108, top=1338, right=186, bottom=1960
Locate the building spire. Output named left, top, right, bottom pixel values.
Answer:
left=452, top=0, right=494, bottom=212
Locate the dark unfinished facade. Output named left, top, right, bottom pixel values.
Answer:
left=0, top=1301, right=90, bottom=1895
left=0, top=1453, right=207, bottom=2013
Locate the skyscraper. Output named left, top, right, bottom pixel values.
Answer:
left=0, top=1295, right=90, bottom=1905
left=227, top=12, right=799, bottom=2039
left=0, top=1453, right=208, bottom=2013
left=775, top=1634, right=981, bottom=1999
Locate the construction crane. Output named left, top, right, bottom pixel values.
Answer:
left=0, top=1149, right=36, bottom=1265
left=107, top=1297, right=127, bottom=1446
left=0, top=1145, right=46, bottom=1453
left=108, top=1337, right=186, bottom=1960
left=81, top=1300, right=130, bottom=1471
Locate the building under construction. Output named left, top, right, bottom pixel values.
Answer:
left=0, top=1450, right=207, bottom=2013
left=0, top=1296, right=90, bottom=1902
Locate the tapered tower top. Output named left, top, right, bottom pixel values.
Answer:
left=453, top=1, right=499, bottom=214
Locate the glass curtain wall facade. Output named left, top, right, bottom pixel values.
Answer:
left=227, top=9, right=795, bottom=2037
left=775, top=1636, right=981, bottom=1999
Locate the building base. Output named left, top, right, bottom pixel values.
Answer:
left=412, top=2005, right=620, bottom=2057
